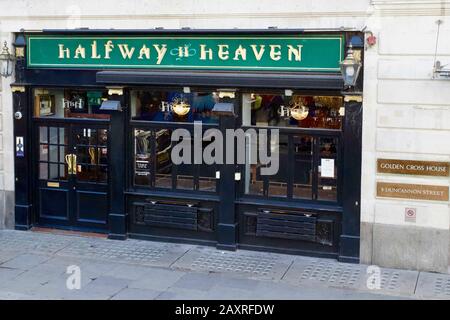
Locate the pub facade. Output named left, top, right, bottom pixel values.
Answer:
left=0, top=0, right=449, bottom=273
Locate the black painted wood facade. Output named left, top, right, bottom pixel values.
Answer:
left=11, top=30, right=363, bottom=262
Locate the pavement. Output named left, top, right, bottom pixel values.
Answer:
left=0, top=229, right=449, bottom=300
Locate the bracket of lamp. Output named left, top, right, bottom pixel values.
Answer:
left=433, top=61, right=450, bottom=79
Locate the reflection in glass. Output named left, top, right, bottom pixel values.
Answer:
left=155, top=129, right=172, bottom=189
left=268, top=136, right=287, bottom=198
left=34, top=88, right=110, bottom=119
left=49, top=163, right=59, bottom=180
left=49, top=145, right=58, bottom=163
left=293, top=136, right=313, bottom=199
left=39, top=127, right=48, bottom=143
left=39, top=163, right=47, bottom=180
left=244, top=93, right=343, bottom=130
left=49, top=127, right=58, bottom=144
left=131, top=90, right=219, bottom=123
left=39, top=145, right=48, bottom=161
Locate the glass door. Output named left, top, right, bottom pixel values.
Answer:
left=35, top=123, right=109, bottom=231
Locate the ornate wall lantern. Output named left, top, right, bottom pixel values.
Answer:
left=0, top=41, right=15, bottom=78
left=340, top=43, right=362, bottom=88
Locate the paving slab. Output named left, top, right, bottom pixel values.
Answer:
left=282, top=256, right=419, bottom=297
left=128, top=267, right=186, bottom=291
left=0, top=267, right=25, bottom=282
left=0, top=253, right=52, bottom=270
left=171, top=246, right=295, bottom=280
left=110, top=288, right=162, bottom=300
left=0, top=250, right=23, bottom=264
left=414, top=271, right=450, bottom=300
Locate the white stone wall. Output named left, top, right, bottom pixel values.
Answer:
left=361, top=3, right=450, bottom=272
left=0, top=0, right=449, bottom=271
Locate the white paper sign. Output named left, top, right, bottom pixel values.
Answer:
left=321, top=158, right=335, bottom=178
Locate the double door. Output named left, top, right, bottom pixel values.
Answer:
left=35, top=122, right=109, bottom=231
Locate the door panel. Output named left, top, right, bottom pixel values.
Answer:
left=39, top=187, right=69, bottom=221
left=35, top=123, right=109, bottom=231
left=75, top=190, right=108, bottom=225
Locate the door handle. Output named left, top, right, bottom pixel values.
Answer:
left=65, top=153, right=77, bottom=175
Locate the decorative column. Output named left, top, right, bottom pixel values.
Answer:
left=106, top=87, right=127, bottom=240
left=12, top=34, right=32, bottom=230
left=339, top=94, right=363, bottom=263
left=212, top=94, right=238, bottom=251
left=12, top=84, right=32, bottom=230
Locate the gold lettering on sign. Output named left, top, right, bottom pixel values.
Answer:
left=91, top=41, right=101, bottom=59
left=250, top=44, right=266, bottom=61
left=233, top=45, right=247, bottom=61
left=104, top=40, right=114, bottom=59
left=153, top=44, right=167, bottom=65
left=138, top=45, right=150, bottom=60
left=200, top=44, right=213, bottom=60
left=218, top=44, right=229, bottom=60
left=74, top=45, right=86, bottom=59
left=287, top=45, right=303, bottom=61
left=377, top=182, right=449, bottom=201
left=377, top=159, right=449, bottom=177
left=58, top=44, right=70, bottom=59
left=118, top=44, right=135, bottom=59
left=269, top=45, right=281, bottom=61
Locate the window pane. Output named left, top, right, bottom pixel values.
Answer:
left=318, top=137, right=338, bottom=201
left=49, top=163, right=59, bottom=180
left=49, top=127, right=58, bottom=144
left=39, top=127, right=48, bottom=143
left=76, top=164, right=98, bottom=182
left=49, top=145, right=58, bottom=162
left=131, top=90, right=219, bottom=123
left=59, top=127, right=66, bottom=145
left=59, top=164, right=68, bottom=180
left=268, top=135, right=287, bottom=198
left=39, top=163, right=48, bottom=180
left=74, top=128, right=97, bottom=146
left=293, top=135, right=313, bottom=199
left=155, top=129, right=172, bottom=189
left=243, top=93, right=343, bottom=129
left=39, top=144, right=48, bottom=161
left=34, top=88, right=110, bottom=119
left=134, top=129, right=151, bottom=186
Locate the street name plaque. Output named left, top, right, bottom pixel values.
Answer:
left=377, top=182, right=449, bottom=201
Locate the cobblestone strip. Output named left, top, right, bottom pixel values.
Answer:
left=170, top=246, right=295, bottom=280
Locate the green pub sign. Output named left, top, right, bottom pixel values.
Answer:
left=27, top=35, right=344, bottom=72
